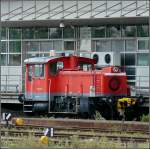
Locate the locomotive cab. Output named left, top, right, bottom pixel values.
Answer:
left=23, top=56, right=96, bottom=114
left=24, top=60, right=48, bottom=113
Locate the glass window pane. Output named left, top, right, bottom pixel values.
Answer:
left=63, top=27, right=74, bottom=38
left=80, top=27, right=91, bottom=38
left=49, top=28, right=62, bottom=38
left=137, top=25, right=149, bottom=37
left=2, top=42, right=7, bottom=53
left=2, top=28, right=6, bottom=40
left=91, top=27, right=105, bottom=38
left=138, top=40, right=149, bottom=50
left=122, top=26, right=136, bottom=37
left=27, top=53, right=39, bottom=58
left=28, top=65, right=32, bottom=81
left=42, top=53, right=50, bottom=57
left=9, top=54, right=21, bottom=66
left=91, top=41, right=96, bottom=52
left=124, top=67, right=135, bottom=80
left=106, top=25, right=121, bottom=37
left=9, top=28, right=21, bottom=39
left=53, top=40, right=62, bottom=51
left=34, top=64, right=44, bottom=77
left=125, top=40, right=136, bottom=51
left=64, top=41, right=75, bottom=51
left=22, top=28, right=34, bottom=39
left=26, top=41, right=40, bottom=52
left=34, top=27, right=48, bottom=39
left=137, top=53, right=149, bottom=66
left=9, top=41, right=21, bottom=53
left=112, top=40, right=124, bottom=52
left=1, top=54, right=7, bottom=66
left=80, top=39, right=91, bottom=52
left=96, top=40, right=111, bottom=52
left=49, top=62, right=57, bottom=76
left=40, top=41, right=53, bottom=52
left=121, top=53, right=135, bottom=66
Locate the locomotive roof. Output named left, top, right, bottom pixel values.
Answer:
left=24, top=56, right=58, bottom=64
left=24, top=56, right=96, bottom=65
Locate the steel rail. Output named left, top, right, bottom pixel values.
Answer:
left=1, top=127, right=149, bottom=135
left=10, top=118, right=149, bottom=134
left=1, top=129, right=148, bottom=143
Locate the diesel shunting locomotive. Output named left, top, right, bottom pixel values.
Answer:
left=19, top=55, right=134, bottom=119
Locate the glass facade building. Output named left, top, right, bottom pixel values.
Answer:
left=1, top=0, right=149, bottom=94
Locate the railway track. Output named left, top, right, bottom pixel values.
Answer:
left=11, top=118, right=149, bottom=133
left=1, top=123, right=149, bottom=135
left=1, top=118, right=149, bottom=144
left=1, top=129, right=149, bottom=143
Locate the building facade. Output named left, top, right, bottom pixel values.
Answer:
left=1, top=0, right=149, bottom=95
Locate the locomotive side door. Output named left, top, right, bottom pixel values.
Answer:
left=32, top=64, right=47, bottom=101
left=48, top=61, right=64, bottom=113
left=25, top=64, right=33, bottom=100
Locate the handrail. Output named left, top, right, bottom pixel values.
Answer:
left=107, top=2, right=121, bottom=11
left=92, top=3, right=106, bottom=11
left=21, top=6, right=36, bottom=19
left=107, top=3, right=146, bottom=17
left=38, top=4, right=62, bottom=19
left=62, top=4, right=77, bottom=18
left=22, top=6, right=35, bottom=14
left=1, top=6, right=22, bottom=17
left=7, top=12, right=22, bottom=20
left=77, top=3, right=91, bottom=12
left=30, top=5, right=49, bottom=19
left=65, top=4, right=91, bottom=17
left=91, top=3, right=107, bottom=17
left=137, top=8, right=149, bottom=16
left=121, top=2, right=136, bottom=11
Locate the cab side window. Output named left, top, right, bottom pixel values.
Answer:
left=49, top=61, right=64, bottom=76
left=34, top=64, right=44, bottom=77
left=78, top=61, right=93, bottom=71
left=49, top=62, right=57, bottom=76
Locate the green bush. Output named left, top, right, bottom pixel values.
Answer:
left=94, top=111, right=105, bottom=120
left=140, top=114, right=149, bottom=122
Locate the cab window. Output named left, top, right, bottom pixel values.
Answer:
left=49, top=61, right=64, bottom=76
left=34, top=64, right=44, bottom=77
left=78, top=61, right=93, bottom=71
left=28, top=65, right=32, bottom=81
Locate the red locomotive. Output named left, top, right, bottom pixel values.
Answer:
left=19, top=55, right=130, bottom=119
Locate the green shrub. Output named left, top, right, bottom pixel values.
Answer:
left=140, top=114, right=149, bottom=122
left=94, top=111, right=105, bottom=120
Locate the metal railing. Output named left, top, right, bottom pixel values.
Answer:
left=128, top=75, right=149, bottom=97
left=1, top=75, right=22, bottom=93
left=1, top=0, right=149, bottom=21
